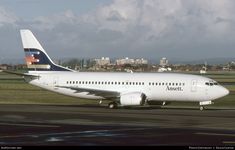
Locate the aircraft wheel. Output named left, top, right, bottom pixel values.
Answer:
left=200, top=106, right=204, bottom=111
left=108, top=102, right=118, bottom=109
left=99, top=100, right=103, bottom=105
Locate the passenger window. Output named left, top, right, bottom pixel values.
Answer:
left=156, top=83, right=158, bottom=85
left=169, top=83, right=171, bottom=86
left=162, top=83, right=164, bottom=86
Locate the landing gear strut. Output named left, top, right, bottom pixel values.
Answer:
left=108, top=102, right=118, bottom=109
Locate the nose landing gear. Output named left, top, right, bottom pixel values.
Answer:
left=200, top=106, right=204, bottom=111
left=199, top=101, right=213, bottom=111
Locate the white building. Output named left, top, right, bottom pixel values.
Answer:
left=160, top=57, right=169, bottom=67
left=116, top=57, right=135, bottom=65
left=94, top=57, right=110, bottom=66
left=135, top=58, right=148, bottom=65
left=158, top=67, right=172, bottom=72
left=116, top=57, right=148, bottom=65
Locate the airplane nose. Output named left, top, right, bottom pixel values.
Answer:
left=223, top=87, right=229, bottom=96
left=221, top=86, right=229, bottom=97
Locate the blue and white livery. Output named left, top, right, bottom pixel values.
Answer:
left=19, top=29, right=229, bottom=110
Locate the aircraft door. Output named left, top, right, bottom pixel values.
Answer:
left=205, top=83, right=210, bottom=100
left=53, top=76, right=59, bottom=87
left=191, top=79, right=197, bottom=92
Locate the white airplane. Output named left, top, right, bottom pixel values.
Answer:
left=16, top=29, right=229, bottom=110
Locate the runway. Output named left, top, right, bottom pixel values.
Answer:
left=0, top=104, right=235, bottom=146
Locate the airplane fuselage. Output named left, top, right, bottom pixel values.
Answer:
left=26, top=71, right=228, bottom=103
left=18, top=29, right=229, bottom=109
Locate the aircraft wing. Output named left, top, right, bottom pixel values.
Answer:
left=57, top=86, right=120, bottom=99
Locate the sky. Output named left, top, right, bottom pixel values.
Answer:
left=0, top=0, right=235, bottom=64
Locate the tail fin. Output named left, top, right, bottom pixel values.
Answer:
left=20, top=29, right=73, bottom=72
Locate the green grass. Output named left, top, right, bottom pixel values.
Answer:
left=0, top=71, right=235, bottom=107
left=0, top=72, right=96, bottom=105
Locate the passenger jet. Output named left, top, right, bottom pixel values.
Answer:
left=15, top=29, right=229, bottom=110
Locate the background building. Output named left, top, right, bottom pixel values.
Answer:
left=116, top=57, right=135, bottom=66
left=160, top=57, right=169, bottom=67
left=116, top=57, right=148, bottom=66
left=135, top=58, right=148, bottom=65
left=94, top=57, right=111, bottom=66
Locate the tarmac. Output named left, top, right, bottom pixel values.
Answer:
left=0, top=104, right=235, bottom=146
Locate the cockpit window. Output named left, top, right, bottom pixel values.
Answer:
left=205, top=81, right=219, bottom=86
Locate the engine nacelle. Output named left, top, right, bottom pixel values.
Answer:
left=120, top=92, right=146, bottom=106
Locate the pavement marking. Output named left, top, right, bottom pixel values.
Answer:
left=0, top=127, right=148, bottom=139
left=0, top=122, right=60, bottom=128
left=223, top=141, right=235, bottom=144
left=196, top=132, right=235, bottom=137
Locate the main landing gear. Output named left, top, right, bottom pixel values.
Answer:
left=108, top=102, right=118, bottom=109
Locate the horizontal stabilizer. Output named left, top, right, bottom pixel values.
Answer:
left=3, top=70, right=40, bottom=78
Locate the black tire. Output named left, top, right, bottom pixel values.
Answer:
left=200, top=106, right=204, bottom=111
left=108, top=102, right=118, bottom=109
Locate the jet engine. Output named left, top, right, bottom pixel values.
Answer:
left=120, top=92, right=146, bottom=106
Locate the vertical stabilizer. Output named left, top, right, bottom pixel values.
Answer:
left=20, top=29, right=73, bottom=72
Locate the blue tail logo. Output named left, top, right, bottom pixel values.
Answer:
left=21, top=29, right=73, bottom=72
left=24, top=48, right=71, bottom=71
